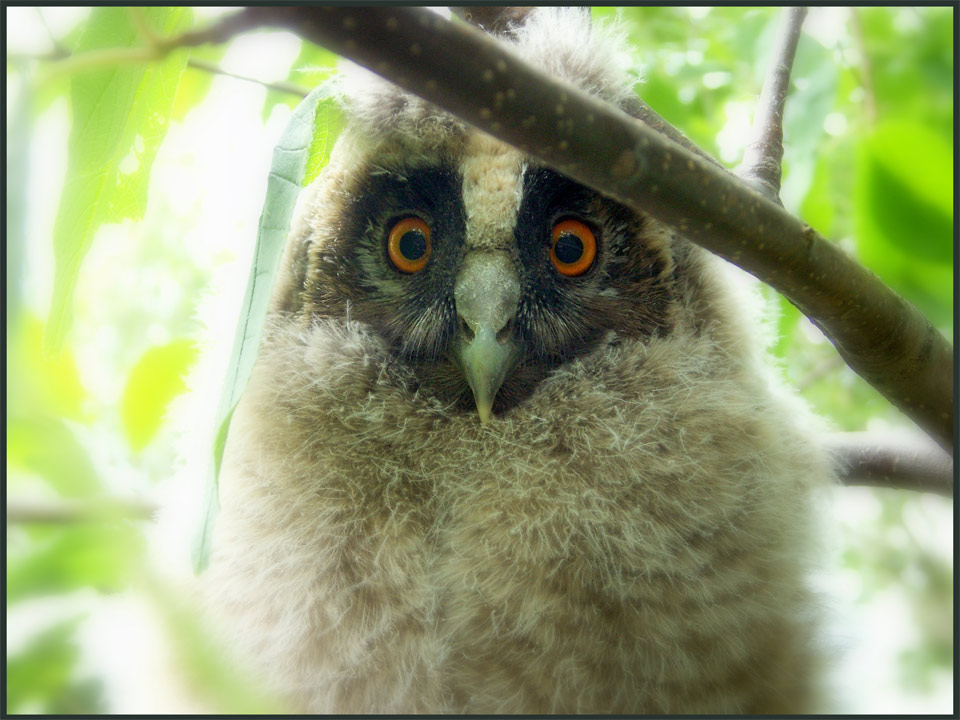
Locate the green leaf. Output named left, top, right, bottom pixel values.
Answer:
left=7, top=315, right=99, bottom=497
left=853, top=120, right=953, bottom=327
left=47, top=7, right=192, bottom=350
left=121, top=339, right=199, bottom=452
left=261, top=87, right=301, bottom=124
left=6, top=616, right=106, bottom=715
left=193, top=83, right=336, bottom=573
left=10, top=315, right=87, bottom=422
left=7, top=522, right=145, bottom=601
left=171, top=42, right=228, bottom=122
left=7, top=415, right=100, bottom=497
left=855, top=121, right=952, bottom=263
left=303, top=91, right=344, bottom=187
left=260, top=38, right=338, bottom=123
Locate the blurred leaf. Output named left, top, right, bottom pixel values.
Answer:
left=858, top=7, right=953, bottom=132
left=47, top=7, right=191, bottom=350
left=260, top=39, right=337, bottom=122
left=288, top=42, right=339, bottom=87
left=10, top=315, right=87, bottom=421
left=261, top=87, right=299, bottom=123
left=7, top=415, right=100, bottom=497
left=6, top=616, right=106, bottom=714
left=7, top=69, right=31, bottom=324
left=194, top=83, right=334, bottom=573
left=7, top=522, right=145, bottom=601
left=121, top=338, right=198, bottom=452
left=780, top=36, right=839, bottom=212
left=770, top=295, right=802, bottom=360
left=855, top=121, right=952, bottom=263
left=172, top=43, right=228, bottom=122
left=797, top=146, right=838, bottom=236
left=853, top=121, right=953, bottom=327
left=29, top=13, right=90, bottom=117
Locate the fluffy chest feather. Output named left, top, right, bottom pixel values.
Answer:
left=208, top=317, right=822, bottom=713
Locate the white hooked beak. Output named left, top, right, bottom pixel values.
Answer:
left=453, top=252, right=521, bottom=423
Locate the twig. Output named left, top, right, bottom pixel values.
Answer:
left=131, top=7, right=308, bottom=100
left=29, top=6, right=951, bottom=454
left=237, top=6, right=953, bottom=454
left=826, top=432, right=953, bottom=497
left=186, top=58, right=310, bottom=97
left=34, top=7, right=71, bottom=58
left=6, top=496, right=158, bottom=524
left=736, top=7, right=808, bottom=205
left=129, top=6, right=162, bottom=48
left=38, top=9, right=260, bottom=80
left=154, top=10, right=259, bottom=54
left=40, top=45, right=163, bottom=80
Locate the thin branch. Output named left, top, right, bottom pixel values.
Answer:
left=134, top=7, right=308, bottom=99
left=6, top=496, right=158, bottom=524
left=827, top=432, right=953, bottom=497
left=154, top=10, right=260, bottom=54
left=34, top=7, right=71, bottom=58
left=33, top=7, right=950, bottom=454
left=129, top=6, right=163, bottom=48
left=237, top=6, right=953, bottom=454
left=736, top=7, right=808, bottom=204
left=38, top=9, right=260, bottom=80
left=40, top=45, right=163, bottom=79
left=186, top=58, right=310, bottom=97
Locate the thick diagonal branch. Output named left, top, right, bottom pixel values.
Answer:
left=737, top=7, right=808, bottom=204
left=452, top=6, right=725, bottom=171
left=236, top=6, right=952, bottom=453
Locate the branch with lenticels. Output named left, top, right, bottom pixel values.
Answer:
left=234, top=5, right=952, bottom=456
left=111, top=5, right=948, bottom=477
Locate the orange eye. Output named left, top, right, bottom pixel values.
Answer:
left=387, top=217, right=432, bottom=273
left=550, top=219, right=596, bottom=276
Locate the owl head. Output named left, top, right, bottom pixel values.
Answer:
left=268, top=8, right=742, bottom=422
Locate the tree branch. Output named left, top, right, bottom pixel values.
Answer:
left=186, top=58, right=309, bottom=97
left=449, top=7, right=536, bottom=37
left=736, top=7, right=808, bottom=204
left=827, top=432, right=953, bottom=497
left=452, top=6, right=727, bottom=172
left=38, top=8, right=260, bottom=80
left=36, top=7, right=950, bottom=455
left=6, top=496, right=158, bottom=524
left=234, top=6, right=953, bottom=454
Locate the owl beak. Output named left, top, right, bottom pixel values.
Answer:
left=457, top=325, right=519, bottom=423
left=454, top=252, right=522, bottom=423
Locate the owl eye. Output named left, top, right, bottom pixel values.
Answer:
left=550, top=219, right=597, bottom=277
left=387, top=217, right=432, bottom=273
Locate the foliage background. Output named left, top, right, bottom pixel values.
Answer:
left=5, top=6, right=953, bottom=713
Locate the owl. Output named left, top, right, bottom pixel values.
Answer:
left=202, top=8, right=834, bottom=714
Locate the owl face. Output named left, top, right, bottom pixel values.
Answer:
left=296, top=129, right=678, bottom=421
